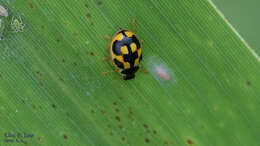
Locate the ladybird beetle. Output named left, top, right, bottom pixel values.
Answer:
left=104, top=17, right=143, bottom=80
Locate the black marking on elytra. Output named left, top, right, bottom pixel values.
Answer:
left=119, top=29, right=127, bottom=35
left=112, top=30, right=140, bottom=56
left=123, top=74, right=135, bottom=80
left=123, top=51, right=138, bottom=68
left=112, top=30, right=141, bottom=77
left=139, top=53, right=142, bottom=62
left=114, top=58, right=124, bottom=69
left=132, top=35, right=140, bottom=49
left=112, top=37, right=132, bottom=55
left=121, top=66, right=139, bottom=75
left=120, top=30, right=140, bottom=48
left=112, top=40, right=122, bottom=55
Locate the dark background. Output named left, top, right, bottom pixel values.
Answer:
left=213, top=0, right=260, bottom=55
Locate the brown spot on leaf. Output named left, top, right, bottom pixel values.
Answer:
left=115, top=108, right=120, bottom=113
left=143, top=124, right=150, bottom=133
left=86, top=13, right=91, bottom=18
left=56, top=39, right=60, bottom=43
left=113, top=102, right=117, bottom=106
left=100, top=109, right=106, bottom=115
left=38, top=137, right=43, bottom=142
left=152, top=130, right=157, bottom=135
left=61, top=58, right=65, bottom=63
left=115, top=116, right=120, bottom=122
left=91, top=109, right=95, bottom=114
left=143, top=124, right=148, bottom=129
left=28, top=2, right=34, bottom=9
left=52, top=104, right=56, bottom=109
left=59, top=78, right=64, bottom=82
left=187, top=139, right=193, bottom=145
left=97, top=1, right=103, bottom=6
left=73, top=62, right=77, bottom=66
left=141, top=66, right=149, bottom=74
left=145, top=138, right=150, bottom=143
left=63, top=134, right=68, bottom=140
left=89, top=51, right=94, bottom=56
left=40, top=25, right=45, bottom=29
left=128, top=107, right=133, bottom=114
left=247, top=81, right=251, bottom=86
left=36, top=71, right=41, bottom=76
left=119, top=124, right=123, bottom=129
left=121, top=137, right=126, bottom=141
left=84, top=4, right=88, bottom=8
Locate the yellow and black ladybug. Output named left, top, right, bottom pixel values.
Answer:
left=104, top=17, right=143, bottom=80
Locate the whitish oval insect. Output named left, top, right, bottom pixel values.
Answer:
left=0, top=5, right=8, bottom=17
left=147, top=56, right=176, bottom=87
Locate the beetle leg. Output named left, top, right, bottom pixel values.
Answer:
left=140, top=40, right=144, bottom=45
left=102, top=57, right=109, bottom=61
left=104, top=35, right=111, bottom=52
left=106, top=46, right=110, bottom=52
left=103, top=57, right=114, bottom=67
left=103, top=70, right=116, bottom=75
left=140, top=66, right=149, bottom=74
left=132, top=16, right=137, bottom=33
left=104, top=35, right=111, bottom=40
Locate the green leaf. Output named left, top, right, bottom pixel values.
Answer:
left=0, top=0, right=259, bottom=146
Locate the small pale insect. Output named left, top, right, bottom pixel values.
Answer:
left=0, top=5, right=8, bottom=17
left=11, top=16, right=25, bottom=33
left=156, top=66, right=170, bottom=80
left=147, top=56, right=176, bottom=87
